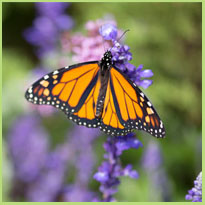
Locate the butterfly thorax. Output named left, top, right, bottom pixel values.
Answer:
left=95, top=51, right=112, bottom=117
left=99, top=50, right=112, bottom=76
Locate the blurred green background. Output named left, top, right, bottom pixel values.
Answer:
left=2, top=2, right=202, bottom=202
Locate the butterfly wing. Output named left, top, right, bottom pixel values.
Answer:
left=25, top=62, right=101, bottom=127
left=100, top=66, right=166, bottom=138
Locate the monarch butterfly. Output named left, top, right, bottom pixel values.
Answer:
left=25, top=51, right=165, bottom=138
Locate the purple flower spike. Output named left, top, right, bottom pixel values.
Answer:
left=8, top=115, right=49, bottom=183
left=138, top=67, right=154, bottom=78
left=186, top=172, right=202, bottom=202
left=62, top=185, right=95, bottom=202
left=99, top=24, right=118, bottom=41
left=115, top=133, right=143, bottom=156
left=123, top=165, right=139, bottom=179
left=94, top=134, right=141, bottom=201
left=23, top=2, right=73, bottom=58
left=26, top=145, right=70, bottom=202
left=35, top=2, right=70, bottom=19
left=99, top=24, right=154, bottom=89
left=142, top=141, right=172, bottom=201
left=142, top=141, right=162, bottom=171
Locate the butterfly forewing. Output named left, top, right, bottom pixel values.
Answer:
left=25, top=62, right=102, bottom=128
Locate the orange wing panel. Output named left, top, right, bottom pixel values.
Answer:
left=59, top=80, right=76, bottom=102
left=111, top=68, right=138, bottom=102
left=60, top=64, right=98, bottom=83
left=125, top=93, right=136, bottom=119
left=111, top=72, right=129, bottom=121
left=72, top=76, right=101, bottom=120
left=68, top=67, right=98, bottom=107
left=102, top=78, right=124, bottom=129
left=52, top=83, right=65, bottom=96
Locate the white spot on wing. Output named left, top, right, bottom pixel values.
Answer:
left=147, top=101, right=152, bottom=107
left=28, top=87, right=32, bottom=93
left=140, top=92, right=144, bottom=97
left=53, top=70, right=59, bottom=75
left=160, top=121, right=163, bottom=128
left=44, top=75, right=49, bottom=80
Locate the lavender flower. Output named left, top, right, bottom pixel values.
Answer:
left=62, top=185, right=95, bottom=202
left=99, top=23, right=118, bottom=40
left=8, top=115, right=49, bottom=183
left=142, top=141, right=162, bottom=171
left=67, top=126, right=100, bottom=185
left=142, top=141, right=172, bottom=201
left=35, top=2, right=70, bottom=18
left=26, top=145, right=69, bottom=202
left=99, top=23, right=153, bottom=89
left=26, top=125, right=99, bottom=202
left=23, top=2, right=73, bottom=58
left=94, top=133, right=142, bottom=201
left=56, top=126, right=99, bottom=202
left=70, top=20, right=112, bottom=62
left=186, top=172, right=202, bottom=202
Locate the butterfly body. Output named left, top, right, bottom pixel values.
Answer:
left=96, top=51, right=112, bottom=117
left=25, top=51, right=165, bottom=138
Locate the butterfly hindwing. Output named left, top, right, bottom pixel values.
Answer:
left=100, top=76, right=125, bottom=135
left=69, top=73, right=101, bottom=128
left=100, top=66, right=165, bottom=138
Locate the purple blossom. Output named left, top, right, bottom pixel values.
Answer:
left=35, top=2, right=70, bottom=18
left=26, top=126, right=99, bottom=202
left=59, top=126, right=99, bottom=202
left=70, top=20, right=113, bottom=62
left=23, top=2, right=73, bottom=58
left=99, top=24, right=118, bottom=40
left=68, top=126, right=100, bottom=185
left=99, top=23, right=153, bottom=89
left=142, top=141, right=162, bottom=171
left=8, top=115, right=49, bottom=183
left=94, top=133, right=141, bottom=201
left=142, top=141, right=172, bottom=201
left=186, top=172, right=202, bottom=202
left=115, top=133, right=143, bottom=156
left=62, top=185, right=95, bottom=202
left=8, top=117, right=99, bottom=201
left=26, top=146, right=69, bottom=202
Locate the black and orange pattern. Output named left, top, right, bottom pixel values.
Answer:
left=100, top=66, right=165, bottom=137
left=25, top=52, right=165, bottom=138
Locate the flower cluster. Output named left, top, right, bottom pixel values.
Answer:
left=8, top=114, right=99, bottom=202
left=94, top=134, right=142, bottom=201
left=61, top=20, right=153, bottom=89
left=186, top=172, right=202, bottom=202
left=8, top=115, right=49, bottom=184
left=66, top=20, right=115, bottom=62
left=23, top=2, right=73, bottom=58
left=99, top=23, right=153, bottom=89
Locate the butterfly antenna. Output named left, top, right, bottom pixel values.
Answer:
left=117, top=29, right=130, bottom=42
left=109, top=29, right=130, bottom=52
